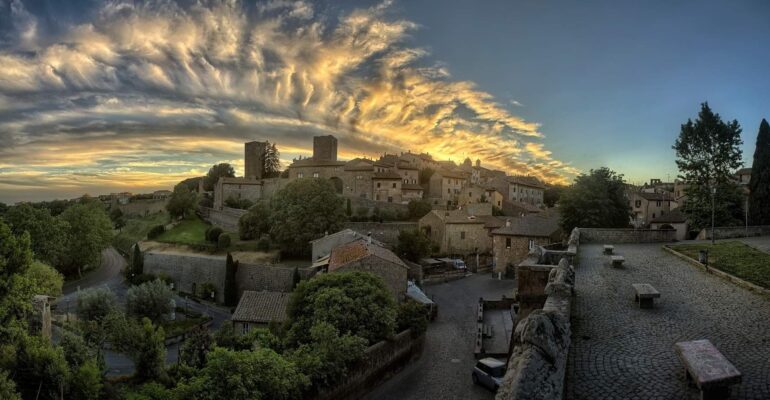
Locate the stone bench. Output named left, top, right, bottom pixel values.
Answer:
left=675, top=339, right=742, bottom=400
left=610, top=255, right=625, bottom=268
left=603, top=245, right=614, bottom=255
left=631, top=283, right=660, bottom=308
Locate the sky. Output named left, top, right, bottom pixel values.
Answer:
left=1, top=0, right=769, bottom=203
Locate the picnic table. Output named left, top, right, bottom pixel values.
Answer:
left=631, top=283, right=660, bottom=309
left=675, top=339, right=742, bottom=400
left=610, top=255, right=625, bottom=268
left=603, top=245, right=614, bottom=255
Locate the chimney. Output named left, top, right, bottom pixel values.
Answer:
left=505, top=219, right=511, bottom=227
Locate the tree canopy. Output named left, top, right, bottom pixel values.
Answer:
left=59, top=202, right=113, bottom=276
left=203, top=163, right=236, bottom=191
left=559, top=167, right=631, bottom=233
left=396, top=229, right=432, bottom=262
left=749, top=119, right=770, bottom=225
left=167, top=184, right=198, bottom=219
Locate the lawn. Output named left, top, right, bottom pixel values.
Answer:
left=113, top=212, right=169, bottom=253
left=155, top=216, right=211, bottom=246
left=669, top=241, right=770, bottom=289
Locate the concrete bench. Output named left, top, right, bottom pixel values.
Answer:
left=610, top=255, right=625, bottom=268
left=603, top=245, right=614, bottom=255
left=675, top=339, right=742, bottom=400
left=631, top=283, right=660, bottom=308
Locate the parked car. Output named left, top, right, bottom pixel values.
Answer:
left=451, top=258, right=466, bottom=270
left=472, top=358, right=506, bottom=391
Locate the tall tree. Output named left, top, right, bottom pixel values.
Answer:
left=5, top=204, right=70, bottom=268
left=203, top=163, right=236, bottom=191
left=263, top=142, right=281, bottom=178
left=673, top=103, right=745, bottom=229
left=166, top=183, right=198, bottom=219
left=59, top=202, right=113, bottom=277
left=559, top=167, right=632, bottom=233
left=749, top=119, right=770, bottom=225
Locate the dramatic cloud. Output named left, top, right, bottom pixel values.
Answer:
left=0, top=0, right=577, bottom=202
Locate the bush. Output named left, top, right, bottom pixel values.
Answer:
left=147, top=224, right=165, bottom=239
left=199, top=282, right=217, bottom=301
left=379, top=208, right=397, bottom=221
left=408, top=200, right=432, bottom=220
left=396, top=229, right=432, bottom=262
left=256, top=237, right=271, bottom=251
left=206, top=227, right=223, bottom=242
left=77, top=287, right=117, bottom=321
left=355, top=206, right=369, bottom=220
left=217, top=233, right=231, bottom=249
left=127, top=279, right=173, bottom=323
left=396, top=299, right=428, bottom=337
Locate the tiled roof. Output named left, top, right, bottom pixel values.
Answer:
left=491, top=212, right=561, bottom=238
left=431, top=210, right=486, bottom=224
left=231, top=291, right=291, bottom=324
left=508, top=176, right=545, bottom=189
left=289, top=158, right=346, bottom=168
left=397, top=162, right=419, bottom=170
left=344, top=158, right=374, bottom=171
left=434, top=169, right=468, bottom=180
left=650, top=209, right=687, bottom=223
left=638, top=192, right=674, bottom=201
left=373, top=171, right=402, bottom=180
left=329, top=239, right=407, bottom=271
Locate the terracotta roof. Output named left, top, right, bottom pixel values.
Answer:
left=231, top=291, right=291, bottom=324
left=508, top=176, right=545, bottom=189
left=373, top=171, right=402, bottom=180
left=491, top=212, right=561, bottom=238
left=434, top=169, right=468, bottom=180
left=402, top=183, right=424, bottom=191
left=650, top=209, right=687, bottom=223
left=329, top=239, right=407, bottom=272
left=430, top=210, right=486, bottom=224
left=344, top=158, right=374, bottom=171
left=638, top=192, right=674, bottom=201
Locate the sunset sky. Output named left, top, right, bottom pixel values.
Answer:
left=1, top=0, right=769, bottom=203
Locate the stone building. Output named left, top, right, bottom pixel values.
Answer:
left=373, top=171, right=403, bottom=203
left=491, top=212, right=562, bottom=274
left=401, top=183, right=425, bottom=202
left=419, top=209, right=503, bottom=255
left=213, top=177, right=263, bottom=209
left=490, top=176, right=545, bottom=206
left=328, top=238, right=409, bottom=301
left=313, top=135, right=338, bottom=161
left=649, top=209, right=688, bottom=241
left=287, top=136, right=346, bottom=182
left=231, top=291, right=290, bottom=335
left=310, top=228, right=383, bottom=261
left=629, top=191, right=677, bottom=228
left=427, top=169, right=469, bottom=206
left=244, top=141, right=267, bottom=179
left=458, top=185, right=491, bottom=206
left=341, top=158, right=376, bottom=199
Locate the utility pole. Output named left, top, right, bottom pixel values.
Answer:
left=746, top=196, right=749, bottom=237
left=711, top=186, right=716, bottom=245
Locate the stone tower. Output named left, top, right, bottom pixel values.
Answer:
left=245, top=141, right=267, bottom=180
left=313, top=135, right=337, bottom=161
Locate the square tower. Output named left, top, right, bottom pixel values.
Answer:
left=313, top=135, right=337, bottom=161
left=245, top=141, right=267, bottom=179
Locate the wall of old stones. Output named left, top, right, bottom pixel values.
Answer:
left=235, top=263, right=316, bottom=298
left=143, top=251, right=227, bottom=302
left=116, top=199, right=168, bottom=217
left=444, top=223, right=492, bottom=255
left=343, top=221, right=417, bottom=247
left=335, top=256, right=408, bottom=301
left=201, top=207, right=247, bottom=232
left=578, top=228, right=675, bottom=243
left=492, top=235, right=552, bottom=274
left=697, top=225, right=770, bottom=240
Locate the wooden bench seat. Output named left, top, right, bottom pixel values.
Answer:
left=675, top=339, right=742, bottom=400
left=603, top=245, right=614, bottom=254
left=610, top=255, right=625, bottom=268
left=631, top=283, right=660, bottom=308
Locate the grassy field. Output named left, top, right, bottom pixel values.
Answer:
left=155, top=216, right=211, bottom=246
left=669, top=241, right=770, bottom=289
left=113, top=212, right=169, bottom=253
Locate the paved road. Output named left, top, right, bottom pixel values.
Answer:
left=566, top=243, right=770, bottom=400
left=366, top=273, right=516, bottom=400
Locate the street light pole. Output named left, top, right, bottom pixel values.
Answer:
left=711, top=186, right=716, bottom=245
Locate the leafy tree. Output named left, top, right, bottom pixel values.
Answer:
left=69, top=360, right=102, bottom=400
left=749, top=118, right=770, bottom=225
left=178, top=176, right=203, bottom=192
left=166, top=184, right=198, bottom=219
left=217, top=233, right=231, bottom=249
left=407, top=199, right=432, bottom=220
left=673, top=103, right=745, bottom=229
left=213, top=324, right=281, bottom=352
left=126, top=382, right=174, bottom=400
left=132, top=244, right=144, bottom=276
left=0, top=371, right=20, bottom=400
left=224, top=196, right=254, bottom=210
left=396, top=229, right=432, bottom=261
left=238, top=202, right=271, bottom=240
left=77, top=287, right=117, bottom=322
left=174, top=347, right=307, bottom=400
left=25, top=261, right=64, bottom=297
left=107, top=314, right=167, bottom=382
left=270, top=179, right=347, bottom=256
left=559, top=167, right=632, bottom=233
left=110, top=207, right=126, bottom=230
left=180, top=325, right=212, bottom=369
left=147, top=224, right=165, bottom=239
left=203, top=163, right=236, bottom=191
left=396, top=299, right=429, bottom=337
left=0, top=221, right=33, bottom=328
left=59, top=202, right=113, bottom=276
left=59, top=329, right=101, bottom=371
left=288, top=322, right=367, bottom=391
left=286, top=272, right=396, bottom=346
left=205, top=227, right=223, bottom=242
left=14, top=334, right=71, bottom=400
left=126, top=280, right=173, bottom=323
left=4, top=203, right=69, bottom=268
left=544, top=185, right=566, bottom=208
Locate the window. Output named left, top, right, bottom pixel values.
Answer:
left=377, top=182, right=381, bottom=188
left=357, top=175, right=362, bottom=180
left=242, top=323, right=250, bottom=335
left=297, top=173, right=304, bottom=178
left=447, top=188, right=451, bottom=194
left=528, top=239, right=535, bottom=250
left=392, top=182, right=396, bottom=189
left=461, top=231, right=466, bottom=240
left=376, top=194, right=380, bottom=200
left=313, top=172, right=319, bottom=178
left=469, top=192, right=473, bottom=197
left=656, top=200, right=661, bottom=207
left=388, top=196, right=393, bottom=203
left=505, top=238, right=511, bottom=249
left=635, top=200, right=641, bottom=208
left=652, top=213, right=656, bottom=219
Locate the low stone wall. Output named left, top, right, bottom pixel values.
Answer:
left=697, top=225, right=770, bottom=240
left=342, top=221, right=418, bottom=247
left=578, top=228, right=675, bottom=243
left=422, top=270, right=468, bottom=286
left=314, top=329, right=425, bottom=400
left=116, top=199, right=168, bottom=217
left=143, top=250, right=227, bottom=303
left=200, top=207, right=247, bottom=232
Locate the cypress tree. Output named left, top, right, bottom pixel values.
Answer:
left=132, top=244, right=143, bottom=275
left=223, top=253, right=238, bottom=307
left=749, top=119, right=770, bottom=225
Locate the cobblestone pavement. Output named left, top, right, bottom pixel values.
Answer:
left=366, top=273, right=516, bottom=400
left=566, top=243, right=770, bottom=400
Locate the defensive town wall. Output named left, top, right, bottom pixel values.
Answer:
left=697, top=225, right=770, bottom=240
left=116, top=199, right=168, bottom=217
left=143, top=250, right=227, bottom=303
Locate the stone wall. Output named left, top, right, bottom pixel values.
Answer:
left=143, top=250, right=227, bottom=302
left=235, top=263, right=316, bottom=298
left=578, top=228, right=675, bottom=243
left=116, top=199, right=168, bottom=217
left=697, top=225, right=770, bottom=240
left=200, top=207, right=247, bottom=232
left=496, top=258, right=574, bottom=400
left=343, top=221, right=418, bottom=247
left=334, top=256, right=408, bottom=301
left=314, top=329, right=425, bottom=400
left=493, top=235, right=553, bottom=274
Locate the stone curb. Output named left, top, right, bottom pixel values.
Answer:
left=662, top=245, right=770, bottom=298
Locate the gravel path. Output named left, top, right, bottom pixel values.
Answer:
left=566, top=243, right=770, bottom=400
left=365, top=273, right=516, bottom=400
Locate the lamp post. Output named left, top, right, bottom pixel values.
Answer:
left=711, top=185, right=717, bottom=245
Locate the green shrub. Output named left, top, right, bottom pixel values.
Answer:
left=396, top=299, right=429, bottom=337
left=76, top=287, right=117, bottom=321
left=199, top=282, right=217, bottom=301
left=206, top=227, right=223, bottom=242
left=217, top=233, right=231, bottom=249
left=127, top=280, right=173, bottom=323
left=147, top=224, right=165, bottom=239
left=256, top=237, right=271, bottom=251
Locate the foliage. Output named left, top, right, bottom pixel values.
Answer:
left=177, top=176, right=203, bottom=192
left=198, top=282, right=217, bottom=300
left=112, top=211, right=168, bottom=253
left=213, top=324, right=281, bottom=352
left=492, top=205, right=505, bottom=216
left=106, top=314, right=167, bottom=382
left=0, top=221, right=33, bottom=327
left=288, top=322, right=367, bottom=391
left=26, top=261, right=63, bottom=297
left=203, top=163, right=236, bottom=191
left=256, top=237, right=271, bottom=251
left=263, top=142, right=282, bottom=178
left=125, top=382, right=174, bottom=400
left=14, top=334, right=71, bottom=400
left=224, top=196, right=254, bottom=210
left=155, top=216, right=210, bottom=246
left=4, top=203, right=69, bottom=267
left=270, top=179, right=347, bottom=256
left=110, top=207, right=126, bottom=230
left=174, top=347, right=307, bottom=400
left=70, top=360, right=103, bottom=400
left=239, top=202, right=271, bottom=240
left=180, top=325, right=212, bottom=369
left=286, top=271, right=396, bottom=346
left=59, top=202, right=113, bottom=276
left=217, top=233, right=231, bottom=249
left=292, top=267, right=301, bottom=290
left=205, top=227, right=223, bottom=242
left=544, top=185, right=566, bottom=208
left=132, top=244, right=144, bottom=276
left=77, top=287, right=117, bottom=322
left=407, top=199, right=432, bottom=220
left=60, top=329, right=102, bottom=372
left=669, top=241, right=770, bottom=289
left=0, top=371, right=20, bottom=400
left=224, top=253, right=238, bottom=306
left=127, top=280, right=173, bottom=323
left=355, top=206, right=369, bottom=220
left=673, top=103, right=745, bottom=229
left=147, top=224, right=165, bottom=239
left=167, top=184, right=198, bottom=219
left=559, top=167, right=632, bottom=233
left=396, top=300, right=429, bottom=337
left=749, top=118, right=770, bottom=225
left=396, top=229, right=432, bottom=261
left=198, top=195, right=214, bottom=208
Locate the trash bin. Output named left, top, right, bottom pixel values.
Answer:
left=698, top=250, right=708, bottom=265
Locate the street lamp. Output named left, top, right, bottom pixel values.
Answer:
left=711, top=185, right=717, bottom=245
